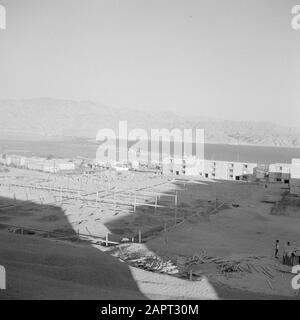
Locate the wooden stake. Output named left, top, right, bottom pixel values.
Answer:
left=106, top=232, right=109, bottom=246
left=134, top=192, right=137, bottom=212
left=138, top=230, right=142, bottom=243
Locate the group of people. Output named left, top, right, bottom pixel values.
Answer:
left=275, top=240, right=300, bottom=266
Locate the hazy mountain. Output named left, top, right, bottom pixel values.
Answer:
left=0, top=98, right=299, bottom=148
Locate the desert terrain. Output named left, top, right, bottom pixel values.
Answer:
left=0, top=166, right=299, bottom=299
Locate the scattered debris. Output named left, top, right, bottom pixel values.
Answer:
left=210, top=254, right=289, bottom=280
left=125, top=255, right=178, bottom=274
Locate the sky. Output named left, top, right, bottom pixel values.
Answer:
left=0, top=0, right=299, bottom=126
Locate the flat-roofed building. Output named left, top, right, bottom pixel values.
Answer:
left=290, top=158, right=300, bottom=196
left=268, top=163, right=291, bottom=183
left=43, top=159, right=75, bottom=173
left=162, top=156, right=204, bottom=176
left=253, top=164, right=268, bottom=181
left=9, top=155, right=26, bottom=167
left=203, top=160, right=257, bottom=181
left=24, top=157, right=46, bottom=171
left=162, top=158, right=256, bottom=180
left=0, top=154, right=6, bottom=165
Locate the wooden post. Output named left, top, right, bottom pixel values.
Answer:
left=105, top=232, right=109, bottom=246
left=13, top=192, right=16, bottom=203
left=155, top=194, right=158, bottom=213
left=175, top=191, right=178, bottom=207
left=114, top=190, right=116, bottom=214
left=138, top=230, right=142, bottom=243
left=189, top=270, right=193, bottom=281
left=174, top=207, right=177, bottom=225
left=134, top=192, right=137, bottom=212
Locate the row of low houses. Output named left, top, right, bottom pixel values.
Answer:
left=0, top=154, right=75, bottom=173
left=95, top=146, right=300, bottom=191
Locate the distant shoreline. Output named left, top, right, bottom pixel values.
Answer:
left=0, top=137, right=300, bottom=164
left=0, top=133, right=300, bottom=149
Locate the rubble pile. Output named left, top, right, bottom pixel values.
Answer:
left=125, top=255, right=178, bottom=274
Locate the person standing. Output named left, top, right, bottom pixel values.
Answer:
left=275, top=240, right=279, bottom=259
left=283, top=241, right=291, bottom=265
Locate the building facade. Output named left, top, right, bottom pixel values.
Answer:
left=162, top=157, right=204, bottom=176
left=253, top=164, right=268, bottom=181
left=203, top=160, right=257, bottom=181
left=162, top=157, right=257, bottom=181
left=290, top=158, right=300, bottom=196
left=268, top=163, right=291, bottom=183
left=0, top=154, right=75, bottom=173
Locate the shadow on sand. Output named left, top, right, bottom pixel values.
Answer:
left=0, top=196, right=147, bottom=300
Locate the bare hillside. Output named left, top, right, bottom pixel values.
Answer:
left=0, top=98, right=299, bottom=147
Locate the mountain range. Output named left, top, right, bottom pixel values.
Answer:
left=0, top=98, right=299, bottom=148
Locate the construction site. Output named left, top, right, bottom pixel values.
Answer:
left=0, top=159, right=299, bottom=300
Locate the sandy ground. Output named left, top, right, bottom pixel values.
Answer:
left=0, top=166, right=299, bottom=299
left=0, top=232, right=295, bottom=300
left=0, top=232, right=221, bottom=300
left=134, top=181, right=300, bottom=298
